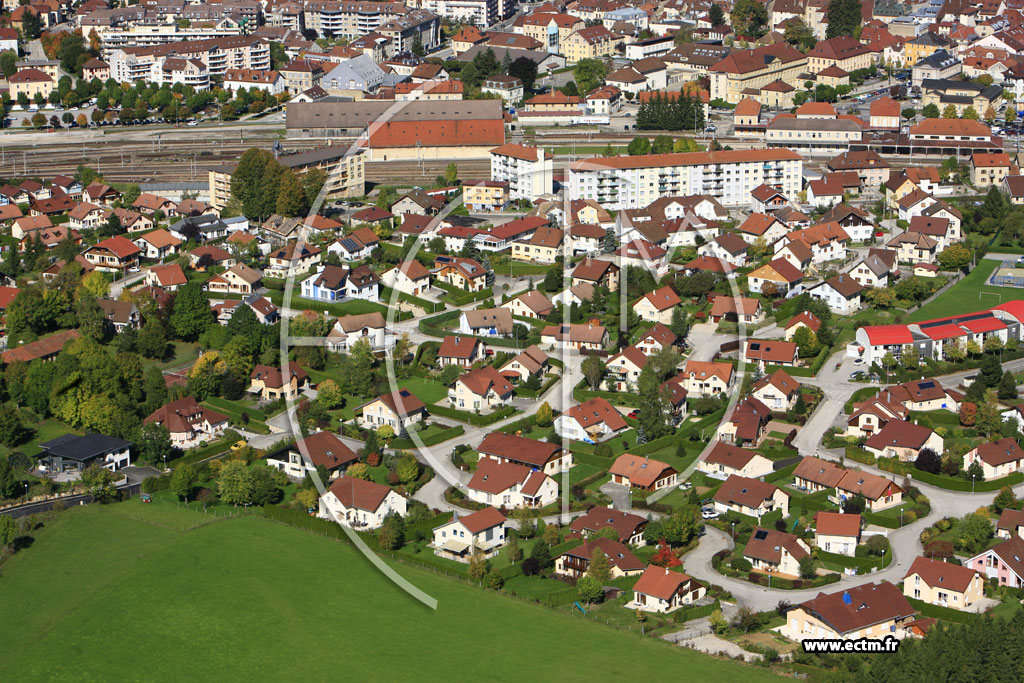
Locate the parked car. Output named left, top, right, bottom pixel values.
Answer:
left=627, top=410, right=639, bottom=419
left=850, top=370, right=865, bottom=379
left=853, top=357, right=865, bottom=365
left=702, top=508, right=720, bottom=519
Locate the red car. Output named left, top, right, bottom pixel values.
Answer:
left=627, top=410, right=639, bottom=419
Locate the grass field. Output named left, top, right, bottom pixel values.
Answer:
left=906, top=260, right=1016, bottom=322
left=400, top=376, right=449, bottom=405
left=0, top=504, right=780, bottom=682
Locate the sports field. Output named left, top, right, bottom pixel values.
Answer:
left=0, top=503, right=780, bottom=682
left=907, top=259, right=1017, bottom=322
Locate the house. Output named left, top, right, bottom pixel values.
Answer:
left=390, top=189, right=443, bottom=216
left=716, top=396, right=772, bottom=446
left=965, top=535, right=1024, bottom=589
left=134, top=229, right=182, bottom=260
left=554, top=538, right=645, bottom=579
left=713, top=475, right=789, bottom=519
left=750, top=184, right=786, bottom=213
left=614, top=239, right=669, bottom=277
left=609, top=454, right=677, bottom=491
left=793, top=456, right=847, bottom=493
left=326, top=312, right=387, bottom=353
left=1, top=329, right=80, bottom=364
left=357, top=390, right=427, bottom=432
left=249, top=365, right=310, bottom=400
left=168, top=213, right=228, bottom=242
left=205, top=263, right=263, bottom=295
left=971, top=152, right=1012, bottom=188
left=709, top=296, right=764, bottom=325
left=477, top=431, right=571, bottom=476
left=328, top=227, right=380, bottom=261
left=836, top=470, right=904, bottom=512
left=698, top=441, right=774, bottom=480
left=466, top=458, right=557, bottom=509
left=266, top=241, right=322, bottom=278
left=737, top=212, right=787, bottom=246
left=540, top=323, right=609, bottom=351
left=782, top=582, right=916, bottom=642
left=820, top=204, right=876, bottom=243
left=864, top=420, right=944, bottom=462
left=997, top=508, right=1024, bottom=540
left=300, top=264, right=380, bottom=302
left=82, top=235, right=142, bottom=272
left=437, top=335, right=485, bottom=368
left=743, top=527, right=811, bottom=578
left=780, top=222, right=849, bottom=264
left=458, top=308, right=514, bottom=337
left=743, top=339, right=798, bottom=368
left=963, top=438, right=1024, bottom=480
left=876, top=378, right=961, bottom=412
left=849, top=251, right=896, bottom=289
left=629, top=566, right=707, bottom=613
left=320, top=476, right=407, bottom=530
left=500, top=345, right=550, bottom=384
left=887, top=231, right=938, bottom=265
left=697, top=233, right=748, bottom=268
left=785, top=311, right=821, bottom=341
left=603, top=346, right=647, bottom=392
left=132, top=193, right=177, bottom=217
left=431, top=507, right=508, bottom=563
left=674, top=361, right=733, bottom=397
left=554, top=397, right=628, bottom=443
left=569, top=505, right=647, bottom=545
left=904, top=556, right=984, bottom=610
left=266, top=431, right=359, bottom=482
left=380, top=259, right=431, bottom=297
left=814, top=511, right=861, bottom=556
left=746, top=257, right=804, bottom=295
left=511, top=226, right=563, bottom=264
left=633, top=285, right=681, bottom=325
left=502, top=290, right=553, bottom=319
left=434, top=255, right=488, bottom=291
left=190, top=245, right=235, bottom=270
left=775, top=239, right=814, bottom=272
left=449, top=366, right=514, bottom=413
left=635, top=323, right=679, bottom=357
left=847, top=397, right=909, bottom=438
left=809, top=274, right=863, bottom=315
left=37, top=433, right=132, bottom=474
left=751, top=369, right=801, bottom=411
left=571, top=258, right=620, bottom=289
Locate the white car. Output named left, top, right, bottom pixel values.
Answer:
left=701, top=508, right=719, bottom=519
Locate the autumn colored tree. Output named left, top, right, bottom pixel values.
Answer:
left=650, top=540, right=682, bottom=568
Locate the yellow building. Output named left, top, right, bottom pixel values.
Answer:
left=903, top=556, right=984, bottom=610
left=463, top=181, right=509, bottom=212
left=8, top=68, right=53, bottom=101
left=709, top=43, right=807, bottom=104
left=904, top=33, right=949, bottom=65
left=518, top=12, right=583, bottom=52
left=562, top=25, right=625, bottom=63
left=806, top=37, right=874, bottom=75
left=783, top=582, right=916, bottom=642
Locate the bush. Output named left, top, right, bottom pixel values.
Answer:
left=731, top=556, right=752, bottom=571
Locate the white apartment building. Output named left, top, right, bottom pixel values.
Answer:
left=568, top=149, right=804, bottom=209
left=108, top=36, right=270, bottom=83
left=490, top=143, right=554, bottom=202
left=96, top=20, right=246, bottom=57
left=421, top=0, right=498, bottom=27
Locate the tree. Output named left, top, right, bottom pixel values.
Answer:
left=602, top=225, right=617, bottom=253
left=966, top=459, right=986, bottom=484
left=137, top=319, right=168, bottom=360
left=577, top=574, right=603, bottom=604
left=942, top=104, right=958, bottom=118
left=731, top=0, right=768, bottom=38
left=709, top=2, right=725, bottom=25
left=171, top=463, right=199, bottom=501
left=587, top=548, right=612, bottom=583
left=963, top=106, right=979, bottom=120
left=542, top=267, right=561, bottom=292
left=999, top=371, right=1019, bottom=400
left=536, top=401, right=553, bottom=427
left=901, top=107, right=916, bottom=122
left=659, top=505, right=702, bottom=546
left=444, top=162, right=458, bottom=185
left=709, top=610, right=728, bottom=633
left=135, top=423, right=172, bottom=466
left=792, top=326, right=819, bottom=358
left=865, top=535, right=888, bottom=557
left=960, top=401, right=977, bottom=426
left=346, top=463, right=371, bottom=480
left=508, top=57, right=537, bottom=91
left=170, top=282, right=215, bottom=340
left=396, top=453, right=419, bottom=485
left=377, top=513, right=404, bottom=550
left=825, top=0, right=861, bottom=38
left=530, top=539, right=551, bottom=569
left=783, top=17, right=816, bottom=51
left=468, top=550, right=488, bottom=580
left=952, top=512, right=993, bottom=553
left=798, top=555, right=817, bottom=579
left=921, top=103, right=940, bottom=119
left=0, top=455, right=17, bottom=499
left=915, top=447, right=941, bottom=474
left=651, top=135, right=674, bottom=154
left=651, top=540, right=682, bottom=568
left=582, top=354, right=604, bottom=389
left=937, top=243, right=971, bottom=272
left=0, top=515, right=15, bottom=549
left=731, top=606, right=762, bottom=633
left=317, top=378, right=345, bottom=409
left=81, top=464, right=117, bottom=503
left=572, top=58, right=606, bottom=94
left=275, top=169, right=307, bottom=217
left=22, top=11, right=42, bottom=40
left=0, top=51, right=15, bottom=78
left=994, top=486, right=1019, bottom=513
left=627, top=136, right=651, bottom=155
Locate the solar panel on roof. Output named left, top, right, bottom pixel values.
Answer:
left=754, top=529, right=768, bottom=540
left=918, top=381, right=935, bottom=389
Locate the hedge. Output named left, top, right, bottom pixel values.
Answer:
left=861, top=510, right=900, bottom=529
left=675, top=599, right=721, bottom=622
left=817, top=548, right=889, bottom=573
left=379, top=285, right=446, bottom=314
left=434, top=281, right=495, bottom=306
left=907, top=597, right=981, bottom=625
left=572, top=379, right=644, bottom=407
left=265, top=289, right=414, bottom=321
left=909, top=469, right=1024, bottom=492
left=428, top=404, right=519, bottom=426
left=390, top=424, right=465, bottom=449
left=765, top=463, right=798, bottom=484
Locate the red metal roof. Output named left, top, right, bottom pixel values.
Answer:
left=922, top=323, right=966, bottom=341
left=862, top=324, right=913, bottom=345
left=961, top=317, right=1006, bottom=333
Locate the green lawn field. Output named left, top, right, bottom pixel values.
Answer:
left=0, top=503, right=781, bottom=682
left=906, top=259, right=1017, bottom=322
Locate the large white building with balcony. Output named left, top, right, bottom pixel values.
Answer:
left=490, top=143, right=554, bottom=202
left=568, top=149, right=803, bottom=209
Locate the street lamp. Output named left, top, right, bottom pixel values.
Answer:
left=731, top=521, right=736, bottom=541
left=163, top=454, right=167, bottom=472
left=23, top=482, right=28, bottom=504
left=972, top=473, right=976, bottom=494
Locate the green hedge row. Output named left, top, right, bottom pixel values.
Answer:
left=817, top=548, right=888, bottom=573
left=861, top=510, right=900, bottom=529
left=910, top=469, right=1024, bottom=492
left=676, top=599, right=721, bottom=622
left=428, top=403, right=519, bottom=426
left=766, top=464, right=798, bottom=484
left=390, top=424, right=465, bottom=449
left=907, top=597, right=980, bottom=624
